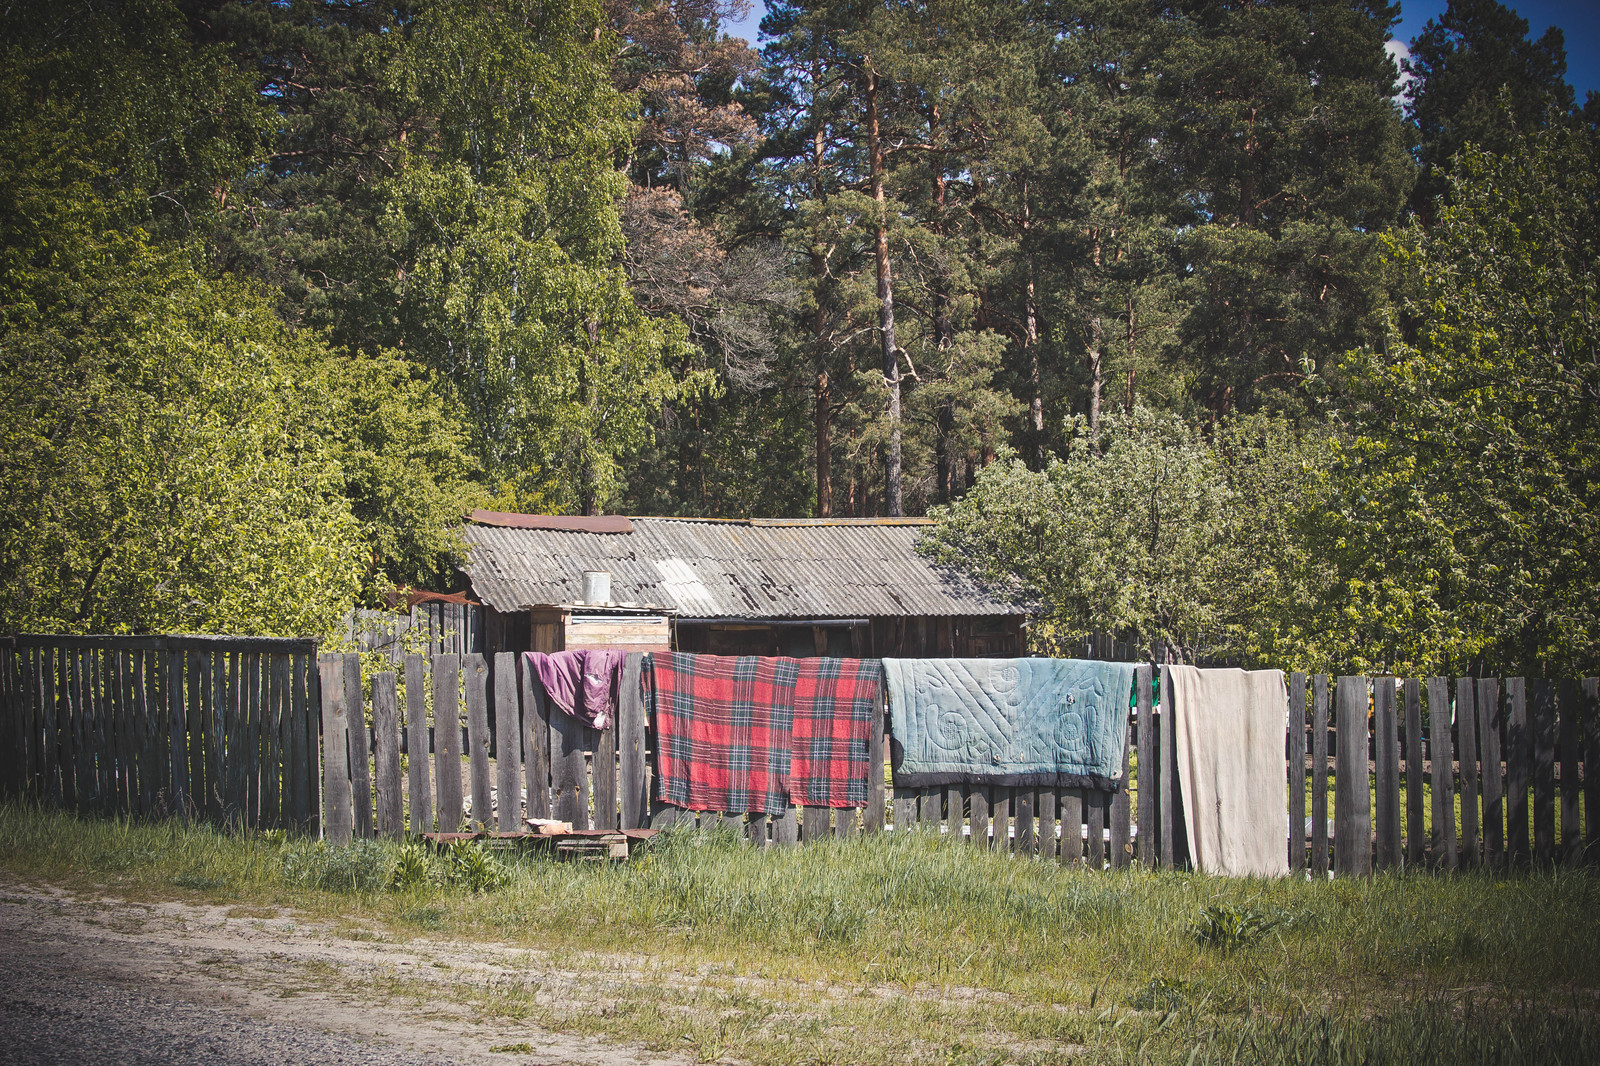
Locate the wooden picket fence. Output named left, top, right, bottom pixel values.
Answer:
left=0, top=634, right=321, bottom=829
left=1287, top=673, right=1599, bottom=874
left=316, top=651, right=1163, bottom=860
left=5, top=635, right=1595, bottom=876
left=316, top=650, right=891, bottom=844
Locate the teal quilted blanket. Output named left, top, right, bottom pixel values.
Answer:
left=885, top=658, right=1137, bottom=791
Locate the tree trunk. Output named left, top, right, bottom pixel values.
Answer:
left=1086, top=233, right=1103, bottom=442
left=814, top=361, right=832, bottom=517
left=1087, top=315, right=1103, bottom=438
left=866, top=60, right=903, bottom=517
left=931, top=107, right=955, bottom=502
left=810, top=65, right=833, bottom=519
left=1022, top=180, right=1043, bottom=467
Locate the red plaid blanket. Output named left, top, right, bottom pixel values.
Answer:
left=790, top=657, right=879, bottom=808
left=651, top=653, right=880, bottom=814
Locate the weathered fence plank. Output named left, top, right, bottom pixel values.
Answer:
left=522, top=659, right=552, bottom=822
left=245, top=651, right=263, bottom=827
left=342, top=653, right=372, bottom=838
left=773, top=806, right=798, bottom=846
left=405, top=655, right=432, bottom=834
left=618, top=654, right=646, bottom=830
left=1404, top=678, right=1424, bottom=868
left=803, top=806, right=830, bottom=842
left=372, top=671, right=403, bottom=840
left=1138, top=666, right=1158, bottom=868
left=1086, top=790, right=1105, bottom=869
left=318, top=654, right=353, bottom=845
left=594, top=718, right=617, bottom=833
left=463, top=654, right=493, bottom=831
left=919, top=787, right=942, bottom=829
left=1585, top=678, right=1599, bottom=866
left=992, top=787, right=1011, bottom=853
left=1038, top=787, right=1058, bottom=860
left=165, top=650, right=186, bottom=820
left=1531, top=679, right=1556, bottom=866
left=269, top=654, right=291, bottom=828
left=1335, top=676, right=1371, bottom=876
left=1507, top=678, right=1530, bottom=865
left=1427, top=677, right=1456, bottom=870
left=866, top=686, right=885, bottom=833
left=1559, top=680, right=1582, bottom=868
left=969, top=784, right=990, bottom=849
left=1373, top=677, right=1400, bottom=871
left=1111, top=752, right=1131, bottom=869
left=1478, top=678, right=1503, bottom=867
left=433, top=654, right=464, bottom=833
left=493, top=652, right=522, bottom=832
left=1016, top=789, right=1035, bottom=854
left=549, top=686, right=590, bottom=829
left=1159, top=664, right=1175, bottom=871
left=1060, top=788, right=1082, bottom=866
left=893, top=786, right=914, bottom=833
left=1457, top=677, right=1479, bottom=865
left=1313, top=674, right=1331, bottom=875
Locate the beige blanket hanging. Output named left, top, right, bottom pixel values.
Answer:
left=1169, top=665, right=1289, bottom=877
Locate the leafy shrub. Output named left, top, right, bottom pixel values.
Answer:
left=390, top=842, right=431, bottom=889
left=438, top=841, right=508, bottom=893
left=1192, top=902, right=1279, bottom=952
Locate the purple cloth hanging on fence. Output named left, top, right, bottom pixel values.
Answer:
left=525, top=650, right=626, bottom=730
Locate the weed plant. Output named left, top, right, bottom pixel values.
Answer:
left=2, top=803, right=1596, bottom=1066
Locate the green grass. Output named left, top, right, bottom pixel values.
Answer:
left=2, top=802, right=1597, bottom=1065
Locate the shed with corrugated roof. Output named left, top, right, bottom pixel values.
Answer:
left=458, top=511, right=1025, bottom=658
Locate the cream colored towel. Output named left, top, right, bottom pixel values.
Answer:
left=1169, top=665, right=1288, bottom=877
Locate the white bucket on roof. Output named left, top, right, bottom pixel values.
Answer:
left=582, top=570, right=612, bottom=605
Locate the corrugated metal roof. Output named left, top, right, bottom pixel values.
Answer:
left=461, top=517, right=1023, bottom=619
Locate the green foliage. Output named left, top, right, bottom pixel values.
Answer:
left=0, top=223, right=366, bottom=636
left=217, top=0, right=707, bottom=513
left=438, top=840, right=509, bottom=893
left=1191, top=902, right=1280, bottom=953
left=925, top=407, right=1335, bottom=666
left=390, top=842, right=432, bottom=889
left=1336, top=123, right=1600, bottom=675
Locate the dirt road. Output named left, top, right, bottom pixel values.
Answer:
left=0, top=879, right=693, bottom=1066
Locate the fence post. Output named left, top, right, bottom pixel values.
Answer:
left=433, top=654, right=464, bottom=832
left=405, top=654, right=432, bottom=835
left=1373, top=676, right=1400, bottom=870
left=318, top=654, right=353, bottom=845
left=1159, top=663, right=1175, bottom=871
left=1427, top=677, right=1456, bottom=871
left=1137, top=665, right=1157, bottom=867
left=1558, top=680, right=1582, bottom=868
left=1334, top=676, right=1371, bottom=876
left=463, top=653, right=493, bottom=830
left=1506, top=678, right=1529, bottom=867
left=1457, top=677, right=1479, bottom=866
left=344, top=653, right=372, bottom=839
left=1477, top=678, right=1503, bottom=867
left=617, top=653, right=646, bottom=830
left=372, top=671, right=403, bottom=840
left=493, top=651, right=522, bottom=832
left=1312, top=674, right=1330, bottom=876
left=1584, top=678, right=1599, bottom=867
